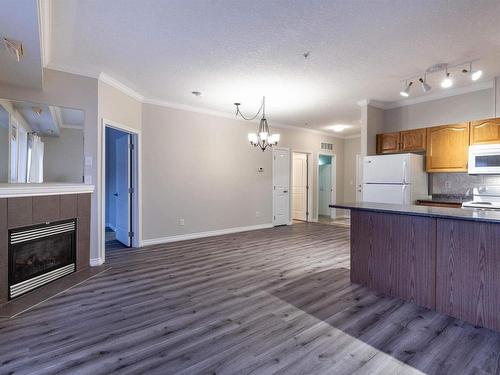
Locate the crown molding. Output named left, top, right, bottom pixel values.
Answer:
left=45, top=64, right=356, bottom=139
left=357, top=81, right=494, bottom=111
left=45, top=62, right=100, bottom=79
left=356, top=99, right=386, bottom=109
left=343, top=134, right=361, bottom=139
left=38, top=0, right=51, bottom=67
left=60, top=124, right=83, bottom=130
left=99, top=72, right=145, bottom=102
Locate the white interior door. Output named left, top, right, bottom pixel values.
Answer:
left=273, top=148, right=290, bottom=226
left=115, top=133, right=131, bottom=246
left=318, top=164, right=331, bottom=217
left=292, top=153, right=308, bottom=221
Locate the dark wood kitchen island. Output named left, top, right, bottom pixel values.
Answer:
left=332, top=202, right=500, bottom=332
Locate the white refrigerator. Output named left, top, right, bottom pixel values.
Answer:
left=363, top=153, right=428, bottom=205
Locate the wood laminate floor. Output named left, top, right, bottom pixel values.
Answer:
left=1, top=222, right=500, bottom=374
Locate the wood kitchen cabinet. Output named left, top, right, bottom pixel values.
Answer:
left=376, top=132, right=400, bottom=154
left=470, top=118, right=500, bottom=145
left=400, top=128, right=426, bottom=152
left=426, top=123, right=469, bottom=172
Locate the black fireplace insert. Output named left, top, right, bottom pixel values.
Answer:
left=8, top=219, right=76, bottom=299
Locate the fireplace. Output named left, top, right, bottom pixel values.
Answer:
left=8, top=219, right=76, bottom=299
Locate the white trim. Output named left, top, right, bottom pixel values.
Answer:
left=48, top=105, right=62, bottom=134
left=90, top=257, right=104, bottom=266
left=45, top=65, right=349, bottom=138
left=60, top=124, right=84, bottom=130
left=358, top=81, right=495, bottom=111
left=0, top=183, right=94, bottom=198
left=141, top=224, right=273, bottom=246
left=38, top=0, right=51, bottom=67
left=99, top=73, right=145, bottom=102
left=291, top=150, right=314, bottom=222
left=45, top=62, right=100, bottom=80
left=343, top=134, right=361, bottom=139
left=100, top=119, right=142, bottom=264
left=105, top=223, right=116, bottom=231
left=384, top=80, right=494, bottom=109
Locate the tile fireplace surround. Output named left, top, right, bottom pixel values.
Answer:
left=0, top=184, right=94, bottom=305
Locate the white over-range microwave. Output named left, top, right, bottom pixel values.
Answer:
left=469, top=144, right=500, bottom=174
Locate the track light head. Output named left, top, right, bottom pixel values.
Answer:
left=400, top=81, right=413, bottom=97
left=441, top=72, right=453, bottom=89
left=462, top=63, right=482, bottom=81
left=471, top=69, right=482, bottom=81
left=419, top=77, right=432, bottom=93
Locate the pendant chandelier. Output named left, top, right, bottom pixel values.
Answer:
left=234, top=96, right=280, bottom=151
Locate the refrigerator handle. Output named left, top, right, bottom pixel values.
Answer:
left=402, top=185, right=408, bottom=205
left=402, top=159, right=407, bottom=184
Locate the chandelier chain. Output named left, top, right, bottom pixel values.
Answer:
left=235, top=100, right=264, bottom=121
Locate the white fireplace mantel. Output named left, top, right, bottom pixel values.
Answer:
left=0, top=183, right=95, bottom=198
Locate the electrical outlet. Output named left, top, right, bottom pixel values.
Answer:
left=444, top=180, right=451, bottom=189
left=255, top=211, right=260, bottom=218
left=178, top=218, right=185, bottom=226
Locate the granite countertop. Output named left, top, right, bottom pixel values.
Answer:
left=331, top=202, right=500, bottom=223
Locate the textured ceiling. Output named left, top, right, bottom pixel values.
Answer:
left=47, top=0, right=500, bottom=136
left=0, top=0, right=43, bottom=89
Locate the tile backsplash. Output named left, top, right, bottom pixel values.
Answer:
left=430, top=173, right=500, bottom=195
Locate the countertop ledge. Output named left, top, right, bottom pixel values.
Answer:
left=331, top=202, right=500, bottom=224
left=0, top=183, right=95, bottom=198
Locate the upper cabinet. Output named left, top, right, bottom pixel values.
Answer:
left=470, top=118, right=500, bottom=145
left=400, top=128, right=426, bottom=152
left=376, top=128, right=426, bottom=154
left=376, top=132, right=400, bottom=154
left=426, top=123, right=469, bottom=173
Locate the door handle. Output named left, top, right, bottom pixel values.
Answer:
left=283, top=190, right=288, bottom=193
left=114, top=193, right=119, bottom=197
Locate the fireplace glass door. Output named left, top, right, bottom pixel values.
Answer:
left=9, top=220, right=76, bottom=298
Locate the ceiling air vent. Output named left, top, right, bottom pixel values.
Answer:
left=3, top=37, right=23, bottom=62
left=320, top=142, right=333, bottom=151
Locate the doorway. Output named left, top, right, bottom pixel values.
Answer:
left=102, top=120, right=140, bottom=257
left=317, top=153, right=336, bottom=222
left=292, top=152, right=310, bottom=222
left=272, top=147, right=290, bottom=226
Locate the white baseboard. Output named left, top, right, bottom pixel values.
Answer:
left=141, top=223, right=274, bottom=246
left=105, top=223, right=116, bottom=231
left=90, top=257, right=104, bottom=266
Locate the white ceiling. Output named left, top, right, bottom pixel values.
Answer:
left=0, top=0, right=43, bottom=89
left=7, top=0, right=500, bottom=136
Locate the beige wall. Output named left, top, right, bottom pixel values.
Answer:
left=141, top=103, right=344, bottom=241
left=0, top=69, right=356, bottom=258
left=42, top=128, right=84, bottom=183
left=343, top=137, right=361, bottom=204
left=0, top=69, right=99, bottom=260
left=98, top=81, right=142, bottom=131
left=383, top=88, right=495, bottom=132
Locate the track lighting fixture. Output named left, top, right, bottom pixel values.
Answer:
left=441, top=70, right=453, bottom=89
left=399, top=60, right=483, bottom=97
left=400, top=81, right=413, bottom=97
left=462, top=63, right=482, bottom=81
left=419, top=76, right=432, bottom=93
